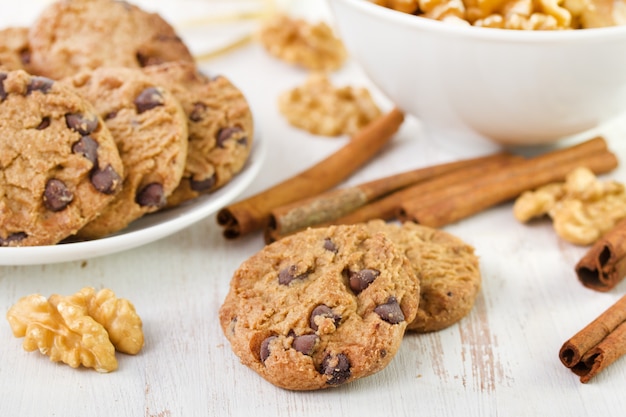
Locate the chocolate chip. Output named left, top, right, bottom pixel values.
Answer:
left=135, top=183, right=165, bottom=207
left=292, top=334, right=318, bottom=356
left=189, top=102, right=206, bottom=122
left=104, top=111, right=118, bottom=120
left=72, top=136, right=99, bottom=165
left=65, top=113, right=99, bottom=135
left=27, top=76, right=53, bottom=94
left=0, top=232, right=27, bottom=247
left=136, top=52, right=157, bottom=67
left=374, top=297, right=405, bottom=324
left=323, top=238, right=338, bottom=253
left=36, top=117, right=50, bottom=130
left=348, top=268, right=380, bottom=294
left=91, top=164, right=122, bottom=194
left=216, top=126, right=243, bottom=148
left=278, top=265, right=309, bottom=285
left=309, top=304, right=340, bottom=331
left=134, top=87, right=164, bottom=114
left=190, top=174, right=216, bottom=192
left=228, top=317, right=238, bottom=335
left=43, top=179, right=73, bottom=211
left=260, top=335, right=277, bottom=363
left=0, top=73, right=7, bottom=100
left=320, top=353, right=351, bottom=385
left=20, top=49, right=30, bottom=65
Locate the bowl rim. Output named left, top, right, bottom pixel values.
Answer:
left=332, top=0, right=626, bottom=43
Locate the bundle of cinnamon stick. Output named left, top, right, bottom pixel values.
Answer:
left=559, top=295, right=626, bottom=383
left=217, top=106, right=619, bottom=242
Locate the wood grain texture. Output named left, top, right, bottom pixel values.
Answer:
left=2, top=1, right=626, bottom=416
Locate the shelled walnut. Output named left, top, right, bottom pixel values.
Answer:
left=6, top=287, right=143, bottom=372
left=49, top=287, right=144, bottom=355
left=257, top=13, right=346, bottom=71
left=374, top=0, right=626, bottom=29
left=278, top=73, right=381, bottom=137
left=513, top=167, right=626, bottom=245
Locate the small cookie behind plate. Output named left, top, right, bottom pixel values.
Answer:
left=365, top=220, right=481, bottom=333
left=219, top=224, right=419, bottom=391
left=64, top=67, right=188, bottom=239
left=0, top=69, right=123, bottom=246
left=142, top=61, right=254, bottom=206
left=28, top=0, right=194, bottom=79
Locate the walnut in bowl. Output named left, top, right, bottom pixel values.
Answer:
left=329, top=0, right=626, bottom=151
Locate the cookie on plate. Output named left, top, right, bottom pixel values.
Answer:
left=365, top=220, right=481, bottom=333
left=219, top=224, right=419, bottom=391
left=142, top=61, right=254, bottom=206
left=28, top=0, right=194, bottom=80
left=63, top=67, right=188, bottom=239
left=0, top=69, right=123, bottom=246
left=0, top=27, right=31, bottom=72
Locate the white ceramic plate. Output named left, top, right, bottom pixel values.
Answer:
left=0, top=136, right=266, bottom=266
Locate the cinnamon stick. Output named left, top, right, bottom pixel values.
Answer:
left=576, top=218, right=626, bottom=292
left=398, top=137, right=618, bottom=228
left=216, top=108, right=404, bottom=238
left=264, top=152, right=517, bottom=242
left=333, top=152, right=522, bottom=223
left=559, top=295, right=626, bottom=383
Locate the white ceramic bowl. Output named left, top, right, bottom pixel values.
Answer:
left=329, top=0, right=626, bottom=150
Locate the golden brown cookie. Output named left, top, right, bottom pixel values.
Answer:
left=28, top=0, right=194, bottom=80
left=219, top=224, right=419, bottom=391
left=0, top=69, right=123, bottom=246
left=142, top=61, right=254, bottom=206
left=0, top=27, right=31, bottom=72
left=63, top=67, right=188, bottom=239
left=365, top=220, right=481, bottom=333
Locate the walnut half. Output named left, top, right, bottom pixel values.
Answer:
left=513, top=167, right=626, bottom=245
left=278, top=73, right=381, bottom=137
left=6, top=287, right=144, bottom=372
left=257, top=14, right=346, bottom=71
left=58, top=287, right=144, bottom=355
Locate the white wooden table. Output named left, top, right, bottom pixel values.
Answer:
left=2, top=1, right=626, bottom=416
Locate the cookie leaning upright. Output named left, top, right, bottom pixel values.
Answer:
left=219, top=224, right=419, bottom=391
left=64, top=67, right=188, bottom=239
left=0, top=70, right=123, bottom=246
left=365, top=220, right=481, bottom=333
left=28, top=0, right=194, bottom=80
left=142, top=61, right=254, bottom=206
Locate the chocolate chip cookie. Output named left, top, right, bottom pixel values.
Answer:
left=142, top=61, right=254, bottom=206
left=28, top=0, right=194, bottom=80
left=0, top=69, right=123, bottom=246
left=0, top=27, right=31, bottom=72
left=64, top=67, right=188, bottom=239
left=219, top=224, right=419, bottom=390
left=365, top=220, right=481, bottom=333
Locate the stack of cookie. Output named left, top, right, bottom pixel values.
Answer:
left=219, top=220, right=481, bottom=390
left=0, top=0, right=254, bottom=246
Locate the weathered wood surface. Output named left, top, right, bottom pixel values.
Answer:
left=2, top=2, right=626, bottom=416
